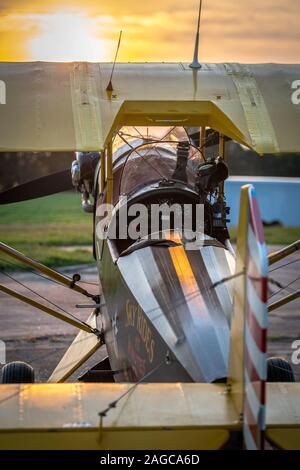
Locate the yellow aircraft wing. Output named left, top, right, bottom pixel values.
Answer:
left=266, top=382, right=300, bottom=450
left=0, top=382, right=239, bottom=450
left=0, top=382, right=300, bottom=450
left=0, top=62, right=299, bottom=153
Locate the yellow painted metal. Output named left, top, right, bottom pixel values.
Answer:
left=224, top=63, right=280, bottom=154
left=0, top=382, right=299, bottom=449
left=266, top=429, right=300, bottom=450
left=107, top=140, right=113, bottom=207
left=200, top=125, right=206, bottom=157
left=100, top=150, right=106, bottom=193
left=268, top=240, right=300, bottom=266
left=266, top=382, right=300, bottom=449
left=0, top=242, right=91, bottom=298
left=0, top=283, right=92, bottom=334
left=0, top=383, right=237, bottom=449
left=0, top=62, right=299, bottom=154
left=70, top=62, right=103, bottom=151
left=0, top=429, right=230, bottom=451
left=48, top=310, right=103, bottom=383
left=269, top=290, right=300, bottom=312
left=218, top=133, right=225, bottom=202
left=219, top=133, right=225, bottom=159
left=227, top=185, right=250, bottom=415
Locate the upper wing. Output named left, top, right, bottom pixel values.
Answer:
left=0, top=62, right=299, bottom=154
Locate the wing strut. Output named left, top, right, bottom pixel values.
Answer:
left=0, top=283, right=96, bottom=335
left=269, top=290, right=300, bottom=312
left=0, top=241, right=96, bottom=299
left=268, top=240, right=300, bottom=265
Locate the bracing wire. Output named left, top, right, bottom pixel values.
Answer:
left=98, top=354, right=170, bottom=421
left=0, top=269, right=97, bottom=334
left=0, top=256, right=99, bottom=291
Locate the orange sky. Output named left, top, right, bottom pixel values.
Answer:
left=0, top=0, right=299, bottom=63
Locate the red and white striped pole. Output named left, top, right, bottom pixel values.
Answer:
left=243, top=186, right=268, bottom=450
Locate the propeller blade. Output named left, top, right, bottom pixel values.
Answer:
left=0, top=169, right=73, bottom=205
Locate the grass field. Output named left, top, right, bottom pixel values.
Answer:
left=228, top=226, right=300, bottom=245
left=0, top=192, right=299, bottom=269
left=0, top=192, right=95, bottom=269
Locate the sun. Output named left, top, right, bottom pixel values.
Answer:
left=29, top=12, right=108, bottom=62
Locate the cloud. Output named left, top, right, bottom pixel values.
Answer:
left=0, top=0, right=299, bottom=62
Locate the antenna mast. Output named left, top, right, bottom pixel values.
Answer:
left=189, top=0, right=203, bottom=69
left=106, top=30, right=123, bottom=93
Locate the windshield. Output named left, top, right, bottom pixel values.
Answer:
left=112, top=126, right=204, bottom=196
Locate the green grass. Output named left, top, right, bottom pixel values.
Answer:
left=0, top=224, right=92, bottom=246
left=229, top=226, right=300, bottom=245
left=0, top=192, right=90, bottom=225
left=0, top=192, right=299, bottom=270
left=0, top=192, right=94, bottom=269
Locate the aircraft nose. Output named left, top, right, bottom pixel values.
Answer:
left=117, top=241, right=233, bottom=382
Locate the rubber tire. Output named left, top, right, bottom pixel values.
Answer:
left=267, top=357, right=295, bottom=382
left=1, top=361, right=35, bottom=384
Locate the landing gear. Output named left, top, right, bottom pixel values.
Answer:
left=1, top=361, right=35, bottom=383
left=267, top=357, right=295, bottom=382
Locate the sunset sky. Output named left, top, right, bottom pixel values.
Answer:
left=0, top=0, right=299, bottom=63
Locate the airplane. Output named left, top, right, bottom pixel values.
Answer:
left=0, top=1, right=300, bottom=450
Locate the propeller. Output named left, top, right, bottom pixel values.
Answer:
left=0, top=169, right=73, bottom=205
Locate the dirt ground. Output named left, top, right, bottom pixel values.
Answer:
left=0, top=246, right=299, bottom=382
left=0, top=264, right=107, bottom=382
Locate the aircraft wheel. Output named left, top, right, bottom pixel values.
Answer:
left=1, top=361, right=35, bottom=384
left=267, top=357, right=295, bottom=382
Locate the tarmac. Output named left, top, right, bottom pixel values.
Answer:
left=0, top=246, right=299, bottom=382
